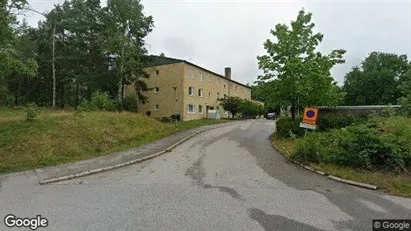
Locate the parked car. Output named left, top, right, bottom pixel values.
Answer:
left=266, top=112, right=276, bottom=120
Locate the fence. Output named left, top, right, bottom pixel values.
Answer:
left=317, top=105, right=402, bottom=116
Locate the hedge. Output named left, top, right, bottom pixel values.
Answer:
left=275, top=114, right=368, bottom=138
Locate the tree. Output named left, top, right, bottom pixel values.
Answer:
left=239, top=100, right=260, bottom=118
left=257, top=9, right=345, bottom=120
left=218, top=96, right=243, bottom=118
left=104, top=0, right=154, bottom=110
left=343, top=52, right=410, bottom=105
left=0, top=0, right=38, bottom=105
left=398, top=68, right=411, bottom=115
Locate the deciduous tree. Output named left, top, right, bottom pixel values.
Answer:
left=257, top=9, right=345, bottom=120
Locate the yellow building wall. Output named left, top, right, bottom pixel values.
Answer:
left=126, top=63, right=185, bottom=119
left=126, top=61, right=252, bottom=121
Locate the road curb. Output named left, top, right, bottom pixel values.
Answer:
left=272, top=143, right=378, bottom=191
left=39, top=121, right=240, bottom=185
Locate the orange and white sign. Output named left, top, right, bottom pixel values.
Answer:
left=300, top=107, right=318, bottom=130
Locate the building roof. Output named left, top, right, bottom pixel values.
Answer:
left=146, top=55, right=251, bottom=89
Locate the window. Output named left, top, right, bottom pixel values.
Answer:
left=199, top=72, right=204, bottom=81
left=155, top=70, right=159, bottom=76
left=209, top=77, right=212, bottom=83
left=224, top=84, right=226, bottom=89
left=217, top=92, right=220, bottom=98
left=154, top=104, right=159, bottom=111
left=188, top=104, right=195, bottom=113
left=218, top=79, right=220, bottom=87
left=154, top=87, right=159, bottom=93
left=189, top=69, right=194, bottom=79
left=198, top=105, right=203, bottom=114
left=198, top=88, right=203, bottom=97
left=209, top=92, right=211, bottom=97
left=188, top=86, right=194, bottom=96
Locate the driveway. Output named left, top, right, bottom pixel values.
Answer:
left=1, top=120, right=410, bottom=230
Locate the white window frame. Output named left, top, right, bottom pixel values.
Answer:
left=198, top=105, right=203, bottom=114
left=154, top=104, right=159, bottom=111
left=154, top=87, right=159, bottom=93
left=188, top=104, right=195, bottom=114
left=199, top=72, right=204, bottom=81
left=189, top=69, right=194, bottom=79
left=188, top=86, right=194, bottom=96
left=198, top=88, right=203, bottom=97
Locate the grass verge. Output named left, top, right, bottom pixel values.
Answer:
left=272, top=135, right=411, bottom=198
left=0, top=110, right=229, bottom=173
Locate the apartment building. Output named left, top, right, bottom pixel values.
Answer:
left=127, top=56, right=252, bottom=121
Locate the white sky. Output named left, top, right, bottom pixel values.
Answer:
left=25, top=0, right=411, bottom=86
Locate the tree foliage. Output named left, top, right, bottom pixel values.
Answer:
left=1, top=0, right=153, bottom=110
left=343, top=52, right=410, bottom=106
left=218, top=96, right=243, bottom=118
left=257, top=9, right=345, bottom=120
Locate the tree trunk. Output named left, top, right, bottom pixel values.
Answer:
left=118, top=47, right=125, bottom=111
left=291, top=103, right=296, bottom=120
left=75, top=82, right=79, bottom=108
left=52, top=23, right=56, bottom=109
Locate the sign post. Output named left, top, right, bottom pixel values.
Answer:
left=300, top=107, right=318, bottom=131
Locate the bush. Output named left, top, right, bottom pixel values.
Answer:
left=291, top=120, right=411, bottom=171
left=76, top=90, right=117, bottom=111
left=25, top=102, right=39, bottom=121
left=0, top=86, right=14, bottom=107
left=316, top=113, right=367, bottom=131
left=275, top=116, right=305, bottom=138
left=123, top=95, right=138, bottom=112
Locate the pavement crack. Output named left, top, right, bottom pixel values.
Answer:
left=185, top=149, right=244, bottom=201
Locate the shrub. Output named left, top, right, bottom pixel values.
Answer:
left=291, top=133, right=326, bottom=163
left=76, top=91, right=117, bottom=111
left=25, top=102, right=39, bottom=121
left=0, top=86, right=14, bottom=107
left=123, top=95, right=138, bottom=112
left=316, top=113, right=367, bottom=131
left=275, top=116, right=305, bottom=138
left=291, top=120, right=411, bottom=171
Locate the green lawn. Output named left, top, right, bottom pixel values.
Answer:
left=272, top=135, right=411, bottom=198
left=0, top=109, right=229, bottom=173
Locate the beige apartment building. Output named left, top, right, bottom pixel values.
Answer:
left=127, top=56, right=252, bottom=121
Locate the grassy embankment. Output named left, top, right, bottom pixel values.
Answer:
left=0, top=108, right=229, bottom=173
left=272, top=116, right=411, bottom=198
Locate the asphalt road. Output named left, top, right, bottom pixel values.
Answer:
left=1, top=120, right=411, bottom=231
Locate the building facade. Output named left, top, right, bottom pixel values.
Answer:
left=127, top=56, right=252, bottom=121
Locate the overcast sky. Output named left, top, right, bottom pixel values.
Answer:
left=26, top=0, right=411, bottom=86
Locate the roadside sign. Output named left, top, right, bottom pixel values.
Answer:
left=300, top=107, right=318, bottom=130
